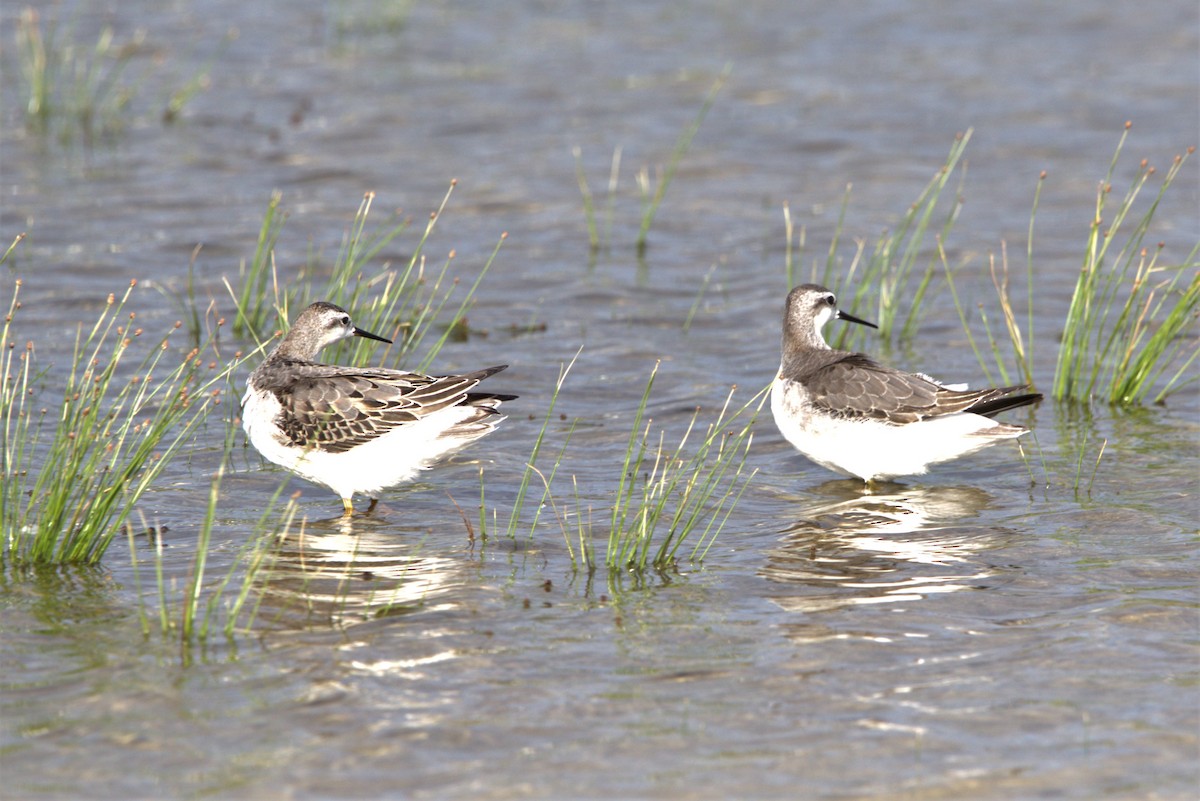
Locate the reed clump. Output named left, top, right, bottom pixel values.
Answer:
left=954, top=125, right=1198, bottom=406
left=226, top=185, right=505, bottom=372
left=602, top=365, right=762, bottom=573
left=14, top=7, right=144, bottom=143
left=484, top=358, right=762, bottom=576
left=1, top=279, right=252, bottom=567
left=574, top=66, right=730, bottom=256
left=15, top=5, right=225, bottom=142
left=788, top=131, right=971, bottom=350
left=1053, top=130, right=1197, bottom=405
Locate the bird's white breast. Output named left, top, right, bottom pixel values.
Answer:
left=770, top=372, right=1023, bottom=481
left=242, top=383, right=494, bottom=500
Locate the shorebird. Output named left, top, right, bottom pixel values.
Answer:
left=242, top=301, right=515, bottom=514
left=771, top=284, right=1041, bottom=483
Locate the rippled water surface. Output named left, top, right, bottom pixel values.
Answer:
left=2, top=1, right=1198, bottom=799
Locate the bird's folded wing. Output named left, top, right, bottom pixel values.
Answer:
left=806, top=355, right=1007, bottom=424
left=276, top=366, right=482, bottom=453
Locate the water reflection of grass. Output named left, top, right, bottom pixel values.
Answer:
left=129, top=459, right=458, bottom=655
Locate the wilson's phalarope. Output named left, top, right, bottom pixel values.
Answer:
left=242, top=301, right=515, bottom=514
left=771, top=284, right=1042, bottom=483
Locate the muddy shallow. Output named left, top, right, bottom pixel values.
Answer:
left=2, top=1, right=1197, bottom=799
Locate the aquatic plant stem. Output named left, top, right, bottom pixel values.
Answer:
left=504, top=348, right=582, bottom=539
left=635, top=65, right=730, bottom=254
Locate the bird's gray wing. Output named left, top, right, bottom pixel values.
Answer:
left=804, top=354, right=1016, bottom=424
left=264, top=362, right=498, bottom=453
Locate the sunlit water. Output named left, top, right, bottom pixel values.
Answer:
left=2, top=1, right=1197, bottom=799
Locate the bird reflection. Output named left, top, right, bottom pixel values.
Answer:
left=762, top=479, right=1003, bottom=631
left=252, top=513, right=464, bottom=630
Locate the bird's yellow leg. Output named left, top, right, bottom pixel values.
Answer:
left=341, top=497, right=355, bottom=516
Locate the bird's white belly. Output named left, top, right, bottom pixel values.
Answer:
left=242, top=387, right=485, bottom=500
left=770, top=377, right=1021, bottom=481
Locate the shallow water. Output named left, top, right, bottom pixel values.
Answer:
left=2, top=1, right=1198, bottom=799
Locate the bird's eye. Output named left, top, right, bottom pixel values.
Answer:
left=340, top=316, right=351, bottom=326
left=825, top=294, right=836, bottom=306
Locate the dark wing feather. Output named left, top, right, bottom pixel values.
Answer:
left=260, top=361, right=506, bottom=453
left=805, top=354, right=1033, bottom=424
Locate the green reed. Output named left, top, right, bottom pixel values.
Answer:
left=230, top=191, right=289, bottom=339
left=944, top=241, right=1015, bottom=387
left=960, top=128, right=1198, bottom=405
left=15, top=6, right=224, bottom=141
left=129, top=467, right=300, bottom=658
left=1054, top=131, right=1198, bottom=405
left=328, top=0, right=413, bottom=48
left=227, top=184, right=503, bottom=371
left=14, top=7, right=144, bottom=143
left=795, top=131, right=971, bottom=350
left=161, top=27, right=235, bottom=125
left=493, top=349, right=581, bottom=541
left=783, top=193, right=852, bottom=295
left=635, top=66, right=730, bottom=255
left=604, top=364, right=762, bottom=573
left=476, top=356, right=760, bottom=574
left=1072, top=434, right=1106, bottom=498
left=2, top=233, right=26, bottom=267
left=474, top=358, right=572, bottom=543
left=683, top=262, right=720, bottom=333
left=942, top=132, right=1195, bottom=499
left=1, top=279, right=254, bottom=567
left=573, top=68, right=727, bottom=256
left=572, top=145, right=621, bottom=254
left=574, top=146, right=624, bottom=255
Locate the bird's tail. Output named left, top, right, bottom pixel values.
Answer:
left=970, top=385, right=1043, bottom=418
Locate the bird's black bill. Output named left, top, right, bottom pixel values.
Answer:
left=837, top=309, right=878, bottom=329
left=353, top=327, right=393, bottom=345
